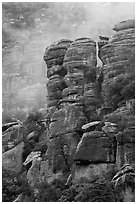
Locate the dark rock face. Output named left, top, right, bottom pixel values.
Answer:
left=43, top=39, right=72, bottom=108
left=98, top=20, right=135, bottom=110
left=44, top=39, right=72, bottom=69
left=96, top=19, right=135, bottom=178
left=75, top=131, right=117, bottom=164
left=49, top=104, right=86, bottom=138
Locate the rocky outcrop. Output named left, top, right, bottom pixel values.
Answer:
left=43, top=38, right=101, bottom=174
left=98, top=20, right=135, bottom=110
left=43, top=39, right=72, bottom=108
left=2, top=124, right=23, bottom=153
left=113, top=19, right=135, bottom=31
left=2, top=141, right=24, bottom=173
left=2, top=19, right=135, bottom=202
left=42, top=19, right=135, bottom=185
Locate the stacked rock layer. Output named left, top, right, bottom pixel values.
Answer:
left=43, top=39, right=72, bottom=108
left=43, top=38, right=102, bottom=172
left=98, top=19, right=135, bottom=110
left=98, top=19, right=135, bottom=169
left=42, top=19, right=135, bottom=179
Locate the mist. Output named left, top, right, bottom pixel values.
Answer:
left=2, top=2, right=135, bottom=122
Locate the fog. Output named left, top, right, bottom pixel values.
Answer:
left=2, top=2, right=135, bottom=122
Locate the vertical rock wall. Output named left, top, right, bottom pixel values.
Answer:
left=43, top=19, right=135, bottom=181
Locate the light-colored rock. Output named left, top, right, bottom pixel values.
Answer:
left=2, top=125, right=23, bottom=152
left=113, top=19, right=135, bottom=31
left=27, top=131, right=35, bottom=140
left=23, top=151, right=41, bottom=166
left=82, top=121, right=101, bottom=131
left=102, top=122, right=117, bottom=133
left=2, top=142, right=24, bottom=173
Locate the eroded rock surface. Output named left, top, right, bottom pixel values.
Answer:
left=2, top=141, right=24, bottom=173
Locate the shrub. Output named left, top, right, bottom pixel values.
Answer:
left=35, top=178, right=66, bottom=202
left=60, top=177, right=122, bottom=202
left=2, top=168, right=32, bottom=202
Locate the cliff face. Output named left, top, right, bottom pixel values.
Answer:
left=42, top=19, right=134, bottom=179
left=2, top=19, right=135, bottom=202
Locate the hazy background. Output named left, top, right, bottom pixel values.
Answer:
left=2, top=2, right=135, bottom=122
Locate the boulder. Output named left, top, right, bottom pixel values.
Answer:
left=113, top=19, right=135, bottom=31
left=2, top=142, right=24, bottom=173
left=74, top=131, right=117, bottom=164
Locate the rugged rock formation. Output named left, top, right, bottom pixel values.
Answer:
left=42, top=20, right=135, bottom=185
left=98, top=19, right=135, bottom=110
left=2, top=124, right=23, bottom=153
left=3, top=19, right=135, bottom=202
